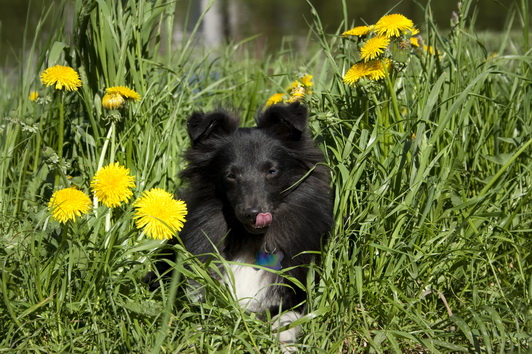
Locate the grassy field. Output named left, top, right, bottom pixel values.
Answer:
left=1, top=0, right=531, bottom=352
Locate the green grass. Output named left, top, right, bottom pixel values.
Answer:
left=1, top=0, right=531, bottom=352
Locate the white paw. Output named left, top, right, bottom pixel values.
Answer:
left=272, top=311, right=302, bottom=351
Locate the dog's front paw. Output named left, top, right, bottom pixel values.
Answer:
left=272, top=311, right=302, bottom=351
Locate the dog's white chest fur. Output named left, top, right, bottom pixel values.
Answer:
left=226, top=260, right=280, bottom=312
left=225, top=260, right=302, bottom=348
left=220, top=255, right=302, bottom=349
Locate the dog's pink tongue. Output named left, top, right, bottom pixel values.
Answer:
left=255, top=212, right=273, bottom=228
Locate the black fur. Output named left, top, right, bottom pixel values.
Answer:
left=146, top=102, right=333, bottom=313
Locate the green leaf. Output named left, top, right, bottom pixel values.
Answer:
left=48, top=41, right=68, bottom=66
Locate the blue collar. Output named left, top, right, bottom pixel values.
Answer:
left=255, top=251, right=283, bottom=271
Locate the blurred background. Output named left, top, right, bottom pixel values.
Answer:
left=0, top=0, right=518, bottom=68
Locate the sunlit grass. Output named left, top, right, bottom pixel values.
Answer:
left=0, top=0, right=531, bottom=352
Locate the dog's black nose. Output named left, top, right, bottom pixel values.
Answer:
left=244, top=207, right=260, bottom=222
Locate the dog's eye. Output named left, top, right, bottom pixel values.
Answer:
left=268, top=168, right=278, bottom=176
left=226, top=172, right=236, bottom=180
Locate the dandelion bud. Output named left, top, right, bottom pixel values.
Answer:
left=102, top=92, right=125, bottom=110
left=391, top=41, right=410, bottom=63
left=29, top=91, right=39, bottom=101
left=102, top=86, right=140, bottom=110
left=416, top=35, right=424, bottom=49
left=451, top=11, right=459, bottom=26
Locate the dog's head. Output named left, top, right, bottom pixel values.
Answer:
left=182, top=103, right=319, bottom=235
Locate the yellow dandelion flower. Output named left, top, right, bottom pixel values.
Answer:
left=29, top=91, right=39, bottom=101
left=133, top=188, right=187, bottom=240
left=48, top=187, right=92, bottom=224
left=423, top=45, right=440, bottom=55
left=343, top=60, right=390, bottom=86
left=286, top=85, right=306, bottom=103
left=343, top=62, right=370, bottom=86
left=360, top=36, right=390, bottom=61
left=102, top=86, right=140, bottom=109
left=366, top=59, right=390, bottom=81
left=374, top=14, right=415, bottom=38
left=342, top=25, right=373, bottom=37
left=102, top=92, right=126, bottom=110
left=40, top=65, right=82, bottom=91
left=286, top=80, right=300, bottom=91
left=299, top=74, right=313, bottom=87
left=106, top=86, right=141, bottom=100
left=410, top=37, right=420, bottom=47
left=266, top=93, right=285, bottom=107
left=91, top=162, right=136, bottom=208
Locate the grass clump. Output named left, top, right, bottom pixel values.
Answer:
left=1, top=0, right=531, bottom=352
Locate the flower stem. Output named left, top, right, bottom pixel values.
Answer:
left=54, top=93, right=65, bottom=187
left=105, top=208, right=112, bottom=232
left=371, top=93, right=390, bottom=159
left=105, top=208, right=112, bottom=234
left=93, top=122, right=115, bottom=210
left=33, top=106, right=44, bottom=174
left=105, top=122, right=117, bottom=232
left=110, top=121, right=116, bottom=166
left=383, top=65, right=403, bottom=133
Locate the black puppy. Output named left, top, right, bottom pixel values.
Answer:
left=148, top=103, right=333, bottom=345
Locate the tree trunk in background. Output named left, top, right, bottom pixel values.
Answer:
left=201, top=0, right=232, bottom=47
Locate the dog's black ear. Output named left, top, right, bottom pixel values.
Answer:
left=187, top=111, right=240, bottom=145
left=257, top=102, right=308, bottom=141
